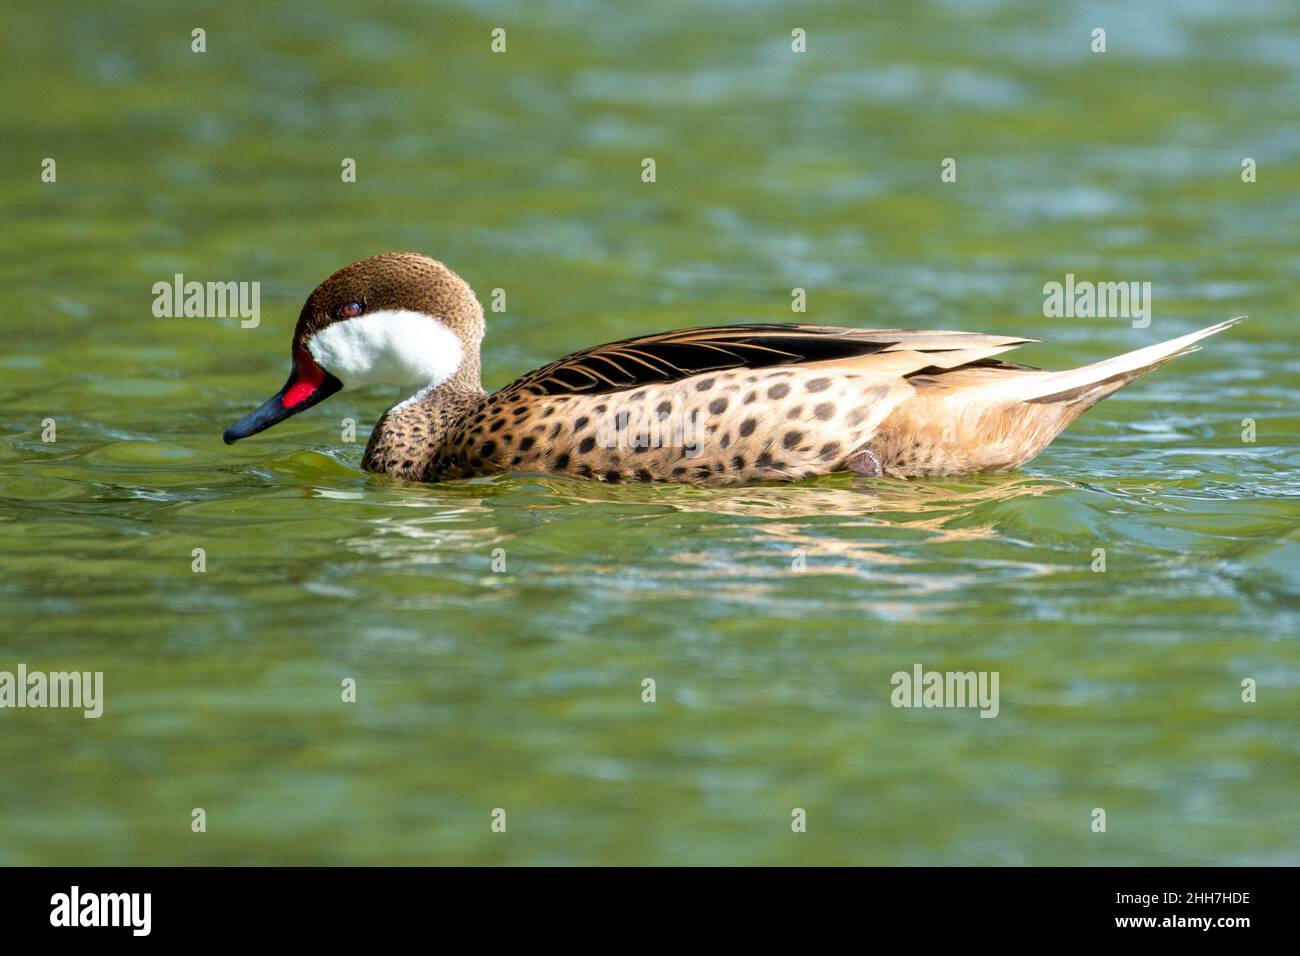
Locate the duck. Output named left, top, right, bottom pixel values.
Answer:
left=223, top=252, right=1241, bottom=484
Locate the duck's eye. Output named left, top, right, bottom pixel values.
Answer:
left=339, top=301, right=364, bottom=319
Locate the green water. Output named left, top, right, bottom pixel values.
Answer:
left=2, top=1, right=1298, bottom=865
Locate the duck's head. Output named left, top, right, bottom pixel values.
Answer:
left=223, top=252, right=484, bottom=444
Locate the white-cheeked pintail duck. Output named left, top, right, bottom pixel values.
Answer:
left=223, top=253, right=1241, bottom=484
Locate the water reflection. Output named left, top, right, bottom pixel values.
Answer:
left=535, top=471, right=1065, bottom=525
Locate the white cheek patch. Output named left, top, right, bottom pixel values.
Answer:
left=306, top=309, right=463, bottom=391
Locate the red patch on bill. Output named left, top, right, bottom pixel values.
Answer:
left=282, top=349, right=326, bottom=408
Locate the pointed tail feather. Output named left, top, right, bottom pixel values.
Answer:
left=1010, top=317, right=1243, bottom=404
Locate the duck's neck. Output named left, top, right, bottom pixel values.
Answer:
left=361, top=362, right=486, bottom=480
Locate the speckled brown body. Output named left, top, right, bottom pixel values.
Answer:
left=401, top=323, right=1068, bottom=484
left=430, top=366, right=907, bottom=483
left=417, top=363, right=1098, bottom=483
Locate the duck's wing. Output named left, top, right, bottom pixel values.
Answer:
left=497, top=324, right=1039, bottom=398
